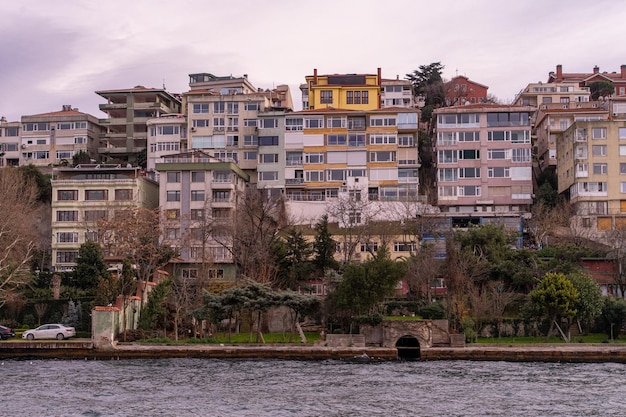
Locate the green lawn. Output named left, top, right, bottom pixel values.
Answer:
left=476, top=333, right=626, bottom=344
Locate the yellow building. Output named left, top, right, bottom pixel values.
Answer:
left=301, top=69, right=382, bottom=111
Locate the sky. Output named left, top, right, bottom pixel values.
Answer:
left=1, top=0, right=625, bottom=122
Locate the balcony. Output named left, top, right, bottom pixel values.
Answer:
left=285, top=178, right=304, bottom=186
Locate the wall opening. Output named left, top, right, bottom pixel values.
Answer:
left=396, top=335, right=420, bottom=360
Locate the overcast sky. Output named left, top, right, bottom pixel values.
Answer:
left=1, top=0, right=625, bottom=122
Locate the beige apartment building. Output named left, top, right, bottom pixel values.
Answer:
left=0, top=116, right=21, bottom=167
left=50, top=165, right=158, bottom=271
left=19, top=105, right=101, bottom=167
left=434, top=104, right=534, bottom=229
left=155, top=150, right=249, bottom=281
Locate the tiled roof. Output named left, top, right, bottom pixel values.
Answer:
left=27, top=109, right=87, bottom=117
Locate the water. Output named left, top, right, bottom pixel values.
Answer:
left=1, top=358, right=625, bottom=416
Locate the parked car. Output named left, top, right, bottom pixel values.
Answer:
left=0, top=325, right=15, bottom=340
left=22, top=324, right=76, bottom=340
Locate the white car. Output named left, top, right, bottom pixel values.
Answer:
left=22, top=324, right=76, bottom=340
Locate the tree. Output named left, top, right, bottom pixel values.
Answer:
left=138, top=278, right=172, bottom=332
left=274, top=228, right=314, bottom=290
left=312, top=215, right=339, bottom=273
left=0, top=168, right=40, bottom=308
left=566, top=271, right=602, bottom=334
left=72, top=150, right=93, bottom=166
left=406, top=62, right=446, bottom=109
left=589, top=81, right=615, bottom=101
left=598, top=297, right=626, bottom=340
left=405, top=244, right=441, bottom=302
left=529, top=272, right=579, bottom=341
left=74, top=240, right=109, bottom=290
left=327, top=191, right=376, bottom=264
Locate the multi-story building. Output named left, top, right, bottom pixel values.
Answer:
left=146, top=113, right=187, bottom=174
left=381, top=76, right=415, bottom=108
left=182, top=73, right=292, bottom=184
left=556, top=110, right=626, bottom=236
left=0, top=116, right=21, bottom=167
left=50, top=164, right=159, bottom=271
left=300, top=68, right=382, bottom=111
left=533, top=103, right=607, bottom=171
left=513, top=81, right=590, bottom=108
left=19, top=105, right=101, bottom=167
left=434, top=104, right=534, bottom=229
left=155, top=150, right=249, bottom=281
left=96, top=86, right=181, bottom=162
left=548, top=64, right=626, bottom=97
left=444, top=75, right=489, bottom=106
left=282, top=106, right=421, bottom=225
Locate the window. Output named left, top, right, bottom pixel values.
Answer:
left=305, top=117, right=324, bottom=129
left=285, top=118, right=303, bottom=131
left=23, top=122, right=49, bottom=131
left=182, top=268, right=198, bottom=280
left=286, top=152, right=303, bottom=166
left=361, top=91, right=369, bottom=104
left=346, top=91, right=363, bottom=104
left=167, top=190, right=181, bottom=201
left=369, top=151, right=396, bottom=162
left=57, top=232, right=78, bottom=243
left=193, top=119, right=210, bottom=128
left=592, top=145, right=607, bottom=156
left=226, top=102, right=239, bottom=114
left=488, top=167, right=510, bottom=178
left=593, top=163, right=608, bottom=174
left=84, top=231, right=98, bottom=242
left=510, top=130, right=530, bottom=144
left=261, top=119, right=278, bottom=129
left=592, top=128, right=607, bottom=139
left=243, top=135, right=257, bottom=146
left=213, top=117, right=225, bottom=129
left=459, top=149, right=480, bottom=160
left=1, top=142, right=18, bottom=151
left=56, top=150, right=73, bottom=159
left=370, top=117, right=396, bottom=127
left=305, top=153, right=324, bottom=164
left=213, top=191, right=230, bottom=202
left=488, top=149, right=507, bottom=160
left=439, top=186, right=457, bottom=197
left=511, top=148, right=531, bottom=162
left=243, top=118, right=257, bottom=127
left=320, top=90, right=333, bottom=104
left=619, top=128, right=626, bottom=139
left=244, top=151, right=257, bottom=160
left=166, top=209, right=180, bottom=219
left=56, top=251, right=78, bottom=264
left=438, top=150, right=458, bottom=164
left=327, top=134, right=347, bottom=146
left=84, top=210, right=107, bottom=221
left=360, top=242, right=378, bottom=252
left=115, top=189, right=133, bottom=201
left=6, top=126, right=19, bottom=136
left=193, top=103, right=209, bottom=114
left=191, top=190, right=205, bottom=201
left=167, top=172, right=181, bottom=182
left=326, top=116, right=346, bottom=128
left=369, top=134, right=396, bottom=145
left=191, top=171, right=205, bottom=182
left=305, top=171, right=325, bottom=182
left=459, top=167, right=480, bottom=178
left=398, top=135, right=414, bottom=147
left=348, top=134, right=366, bottom=147
left=439, top=168, right=458, bottom=182
left=57, top=190, right=78, bottom=201
left=85, top=190, right=108, bottom=201
left=190, top=209, right=204, bottom=220
left=394, top=241, right=416, bottom=252
left=327, top=169, right=346, bottom=181
left=213, top=102, right=225, bottom=114
left=459, top=185, right=480, bottom=196
left=348, top=117, right=366, bottom=130
left=158, top=126, right=180, bottom=135
left=258, top=136, right=279, bottom=146
left=244, top=102, right=260, bottom=111
left=259, top=171, right=278, bottom=181
left=165, top=228, right=180, bottom=240
left=488, top=131, right=509, bottom=141
left=260, top=153, right=279, bottom=163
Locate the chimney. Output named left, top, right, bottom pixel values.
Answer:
left=621, top=65, right=626, bottom=79
left=556, top=64, right=562, bottom=81
left=377, top=67, right=382, bottom=86
left=313, top=68, right=318, bottom=85
left=62, top=104, right=72, bottom=111
left=593, top=65, right=599, bottom=74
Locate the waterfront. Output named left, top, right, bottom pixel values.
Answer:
left=2, top=358, right=625, bottom=416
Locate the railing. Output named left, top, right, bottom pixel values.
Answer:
left=285, top=178, right=304, bottom=185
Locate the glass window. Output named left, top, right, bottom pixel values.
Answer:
left=115, top=189, right=133, bottom=201
left=85, top=190, right=108, bottom=201
left=191, top=190, right=205, bottom=201
left=592, top=128, right=607, bottom=139
left=167, top=172, right=181, bottom=182
left=320, top=90, right=333, bottom=104
left=592, top=145, right=607, bottom=156
left=56, top=210, right=78, bottom=221
left=259, top=171, right=278, bottom=181
left=167, top=190, right=181, bottom=201
left=57, top=190, right=78, bottom=201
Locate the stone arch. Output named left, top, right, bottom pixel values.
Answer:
left=395, top=334, right=421, bottom=359
left=381, top=320, right=432, bottom=349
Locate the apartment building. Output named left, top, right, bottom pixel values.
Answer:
left=548, top=64, right=626, bottom=97
left=533, top=103, right=608, bottom=171
left=50, top=164, right=159, bottom=271
left=146, top=113, right=187, bottom=173
left=434, top=104, right=534, bottom=229
left=381, top=77, right=415, bottom=108
left=155, top=150, right=249, bottom=281
left=444, top=75, right=489, bottom=106
left=0, top=116, right=21, bottom=166
left=19, top=105, right=101, bottom=167
left=96, top=86, right=181, bottom=162
left=556, top=110, right=626, bottom=236
left=182, top=73, right=292, bottom=183
left=300, top=68, right=382, bottom=111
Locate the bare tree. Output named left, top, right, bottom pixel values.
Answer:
left=0, top=168, right=39, bottom=308
left=526, top=199, right=571, bottom=249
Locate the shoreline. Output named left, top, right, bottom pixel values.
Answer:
left=3, top=341, right=626, bottom=362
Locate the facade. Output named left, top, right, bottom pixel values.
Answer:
left=96, top=86, right=181, bottom=162
left=0, top=116, right=21, bottom=167
left=444, top=75, right=489, bottom=106
left=513, top=81, right=590, bottom=108
left=19, top=106, right=101, bottom=167
left=434, top=104, right=534, bottom=228
left=182, top=73, right=293, bottom=184
left=146, top=113, right=187, bottom=173
left=548, top=64, right=626, bottom=97
left=300, top=69, right=382, bottom=111
left=155, top=151, right=249, bottom=281
left=381, top=77, right=415, bottom=108
left=50, top=164, right=159, bottom=271
left=556, top=116, right=626, bottom=236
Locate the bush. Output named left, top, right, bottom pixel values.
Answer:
left=22, top=314, right=35, bottom=328
left=419, top=303, right=445, bottom=319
